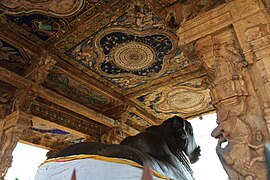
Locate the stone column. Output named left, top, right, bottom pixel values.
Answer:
left=0, top=88, right=36, bottom=180
left=0, top=54, right=56, bottom=179
left=196, top=29, right=268, bottom=180
left=177, top=0, right=270, bottom=179
left=0, top=111, right=31, bottom=179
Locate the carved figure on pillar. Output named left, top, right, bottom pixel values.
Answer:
left=211, top=100, right=256, bottom=179
left=246, top=131, right=265, bottom=169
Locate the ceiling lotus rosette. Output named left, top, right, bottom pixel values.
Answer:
left=156, top=87, right=209, bottom=114
left=63, top=2, right=204, bottom=93
left=66, top=27, right=180, bottom=90
left=135, top=78, right=213, bottom=119
left=94, top=28, right=177, bottom=86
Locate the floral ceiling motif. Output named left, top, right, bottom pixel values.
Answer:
left=97, top=31, right=172, bottom=76
left=64, top=2, right=203, bottom=92
left=66, top=27, right=179, bottom=90
left=135, top=78, right=213, bottom=119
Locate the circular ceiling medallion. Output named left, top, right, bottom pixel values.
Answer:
left=168, top=91, right=204, bottom=109
left=110, top=42, right=155, bottom=71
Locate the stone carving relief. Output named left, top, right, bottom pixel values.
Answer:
left=243, top=23, right=270, bottom=101
left=0, top=84, right=13, bottom=118
left=0, top=87, right=37, bottom=178
left=246, top=131, right=265, bottom=169
left=196, top=38, right=248, bottom=104
left=212, top=99, right=268, bottom=180
left=262, top=0, right=270, bottom=13
left=244, top=24, right=270, bottom=65
left=26, top=54, right=57, bottom=84
left=196, top=32, right=268, bottom=179
left=263, top=102, right=270, bottom=133
left=100, top=127, right=123, bottom=144
left=211, top=99, right=256, bottom=179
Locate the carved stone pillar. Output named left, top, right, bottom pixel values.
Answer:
left=0, top=88, right=36, bottom=180
left=177, top=0, right=270, bottom=179
left=0, top=111, right=31, bottom=179
left=195, top=29, right=268, bottom=179
left=0, top=53, right=56, bottom=179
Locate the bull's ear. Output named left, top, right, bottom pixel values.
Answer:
left=172, top=116, right=184, bottom=128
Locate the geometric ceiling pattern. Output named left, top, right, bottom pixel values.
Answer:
left=0, top=0, right=223, bottom=147
left=66, top=27, right=177, bottom=90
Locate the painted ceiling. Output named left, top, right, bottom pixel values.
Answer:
left=0, top=0, right=223, bottom=146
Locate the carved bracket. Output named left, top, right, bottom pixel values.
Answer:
left=25, top=53, right=57, bottom=84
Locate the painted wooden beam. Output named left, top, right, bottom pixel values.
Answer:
left=0, top=66, right=139, bottom=135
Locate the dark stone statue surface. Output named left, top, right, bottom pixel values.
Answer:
left=50, top=116, right=201, bottom=180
